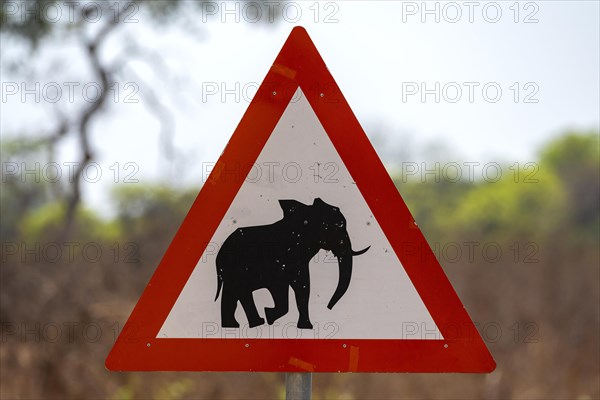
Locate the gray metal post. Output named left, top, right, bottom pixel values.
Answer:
left=285, top=372, right=312, bottom=400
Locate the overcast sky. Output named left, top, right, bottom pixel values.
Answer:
left=2, top=1, right=599, bottom=215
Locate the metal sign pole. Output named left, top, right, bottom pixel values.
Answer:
left=285, top=372, right=312, bottom=400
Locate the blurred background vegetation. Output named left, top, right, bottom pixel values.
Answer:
left=1, top=1, right=599, bottom=399
left=1, top=131, right=598, bottom=399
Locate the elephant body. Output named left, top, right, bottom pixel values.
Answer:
left=215, top=198, right=369, bottom=329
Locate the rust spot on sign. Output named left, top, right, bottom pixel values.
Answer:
left=271, top=63, right=297, bottom=80
left=349, top=346, right=360, bottom=371
left=288, top=357, right=316, bottom=372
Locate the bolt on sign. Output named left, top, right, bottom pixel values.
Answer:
left=106, top=27, right=495, bottom=373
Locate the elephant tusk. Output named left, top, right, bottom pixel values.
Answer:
left=351, top=246, right=370, bottom=256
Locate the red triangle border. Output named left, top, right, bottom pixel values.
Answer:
left=106, top=27, right=496, bottom=373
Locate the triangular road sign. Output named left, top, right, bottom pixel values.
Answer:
left=106, top=27, right=495, bottom=373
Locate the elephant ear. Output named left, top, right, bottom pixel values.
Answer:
left=279, top=199, right=307, bottom=217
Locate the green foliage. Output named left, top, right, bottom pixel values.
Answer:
left=396, top=132, right=599, bottom=244
left=539, top=132, right=600, bottom=234
left=19, top=201, right=121, bottom=242
left=396, top=180, right=474, bottom=240
left=110, top=185, right=199, bottom=265
left=540, top=132, right=599, bottom=174
left=1, top=137, right=57, bottom=239
left=110, top=384, right=134, bottom=400
left=113, top=184, right=197, bottom=228
left=442, top=168, right=566, bottom=240
left=152, top=378, right=195, bottom=400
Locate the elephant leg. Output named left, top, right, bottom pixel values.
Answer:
left=265, top=286, right=289, bottom=325
left=239, top=292, right=265, bottom=328
left=220, top=285, right=240, bottom=328
left=291, top=270, right=313, bottom=329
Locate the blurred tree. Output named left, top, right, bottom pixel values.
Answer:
left=396, top=178, right=474, bottom=241
left=539, top=132, right=600, bottom=235
left=1, top=137, right=56, bottom=240
left=113, top=185, right=197, bottom=274
left=442, top=168, right=566, bottom=241
left=396, top=164, right=568, bottom=245
left=1, top=0, right=283, bottom=232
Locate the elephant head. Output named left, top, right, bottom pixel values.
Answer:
left=278, top=198, right=370, bottom=310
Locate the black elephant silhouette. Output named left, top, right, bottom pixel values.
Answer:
left=214, top=198, right=370, bottom=329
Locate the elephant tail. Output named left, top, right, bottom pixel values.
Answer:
left=215, top=275, right=223, bottom=301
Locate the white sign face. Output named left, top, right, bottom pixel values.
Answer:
left=158, top=89, right=441, bottom=340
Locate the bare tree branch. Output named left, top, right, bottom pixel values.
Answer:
left=62, top=6, right=123, bottom=234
